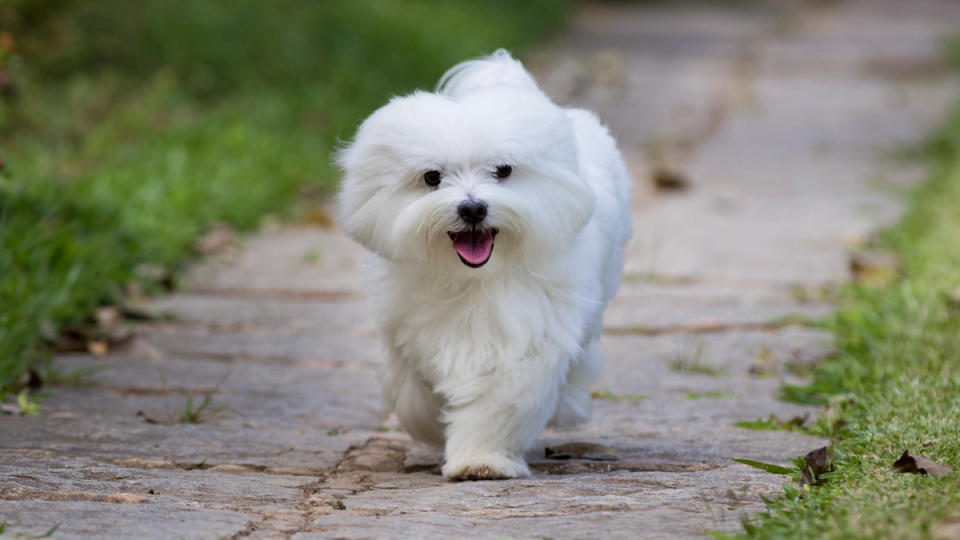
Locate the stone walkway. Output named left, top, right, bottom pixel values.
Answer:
left=3, top=1, right=959, bottom=538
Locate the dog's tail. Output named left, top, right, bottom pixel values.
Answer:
left=437, top=49, right=542, bottom=99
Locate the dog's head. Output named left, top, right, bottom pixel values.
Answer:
left=337, top=88, right=595, bottom=274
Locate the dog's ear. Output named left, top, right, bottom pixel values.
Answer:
left=336, top=93, right=457, bottom=258
left=335, top=95, right=418, bottom=253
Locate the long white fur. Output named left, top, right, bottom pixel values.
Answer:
left=337, top=50, right=631, bottom=480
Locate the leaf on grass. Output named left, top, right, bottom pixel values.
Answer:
left=849, top=249, right=901, bottom=286
left=732, top=458, right=794, bottom=475
left=801, top=446, right=834, bottom=486
left=545, top=442, right=622, bottom=461
left=891, top=451, right=952, bottom=478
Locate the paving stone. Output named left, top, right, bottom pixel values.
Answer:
left=148, top=295, right=374, bottom=331
left=300, top=468, right=779, bottom=540
left=0, top=501, right=256, bottom=540
left=605, top=285, right=832, bottom=332
left=1, top=452, right=305, bottom=509
left=141, top=323, right=381, bottom=368
left=187, top=226, right=365, bottom=296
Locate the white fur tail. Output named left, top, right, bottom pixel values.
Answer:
left=436, top=49, right=542, bottom=99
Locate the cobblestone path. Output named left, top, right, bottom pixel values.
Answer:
left=3, top=1, right=959, bottom=538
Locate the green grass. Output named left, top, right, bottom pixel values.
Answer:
left=0, top=0, right=570, bottom=389
left=591, top=389, right=647, bottom=402
left=667, top=341, right=728, bottom=376
left=737, top=57, right=960, bottom=538
left=687, top=391, right=736, bottom=400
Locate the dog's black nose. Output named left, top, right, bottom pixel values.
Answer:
left=457, top=200, right=487, bottom=225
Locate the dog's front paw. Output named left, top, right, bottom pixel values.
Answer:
left=442, top=454, right=531, bottom=481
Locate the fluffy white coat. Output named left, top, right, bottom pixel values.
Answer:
left=337, top=50, right=631, bottom=480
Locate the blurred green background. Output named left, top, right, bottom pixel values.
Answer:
left=0, top=0, right=570, bottom=388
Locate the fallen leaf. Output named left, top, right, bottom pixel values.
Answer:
left=849, top=249, right=901, bottom=286
left=801, top=446, right=834, bottom=486
left=304, top=206, right=336, bottom=228
left=651, top=167, right=690, bottom=192
left=87, top=340, right=109, bottom=356
left=545, top=442, right=622, bottom=461
left=892, top=451, right=952, bottom=478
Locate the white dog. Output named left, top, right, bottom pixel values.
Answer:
left=337, top=50, right=631, bottom=480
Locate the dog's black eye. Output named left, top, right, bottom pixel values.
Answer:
left=423, top=170, right=442, bottom=187
left=495, top=165, right=512, bottom=179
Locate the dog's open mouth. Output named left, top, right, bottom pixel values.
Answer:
left=447, top=228, right=498, bottom=268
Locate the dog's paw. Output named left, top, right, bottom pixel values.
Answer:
left=442, top=454, right=531, bottom=481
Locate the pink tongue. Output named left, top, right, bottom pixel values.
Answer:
left=453, top=230, right=494, bottom=265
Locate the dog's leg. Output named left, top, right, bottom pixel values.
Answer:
left=439, top=358, right=565, bottom=480
left=549, top=337, right=602, bottom=429
left=383, top=345, right=446, bottom=448
left=392, top=366, right=446, bottom=448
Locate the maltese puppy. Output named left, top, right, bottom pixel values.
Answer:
left=337, top=50, right=631, bottom=480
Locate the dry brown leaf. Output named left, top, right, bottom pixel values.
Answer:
left=87, top=340, right=109, bottom=356
left=304, top=206, right=336, bottom=228
left=801, top=446, right=834, bottom=486
left=849, top=249, right=901, bottom=286
left=651, top=167, right=690, bottom=192
left=891, top=451, right=952, bottom=478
